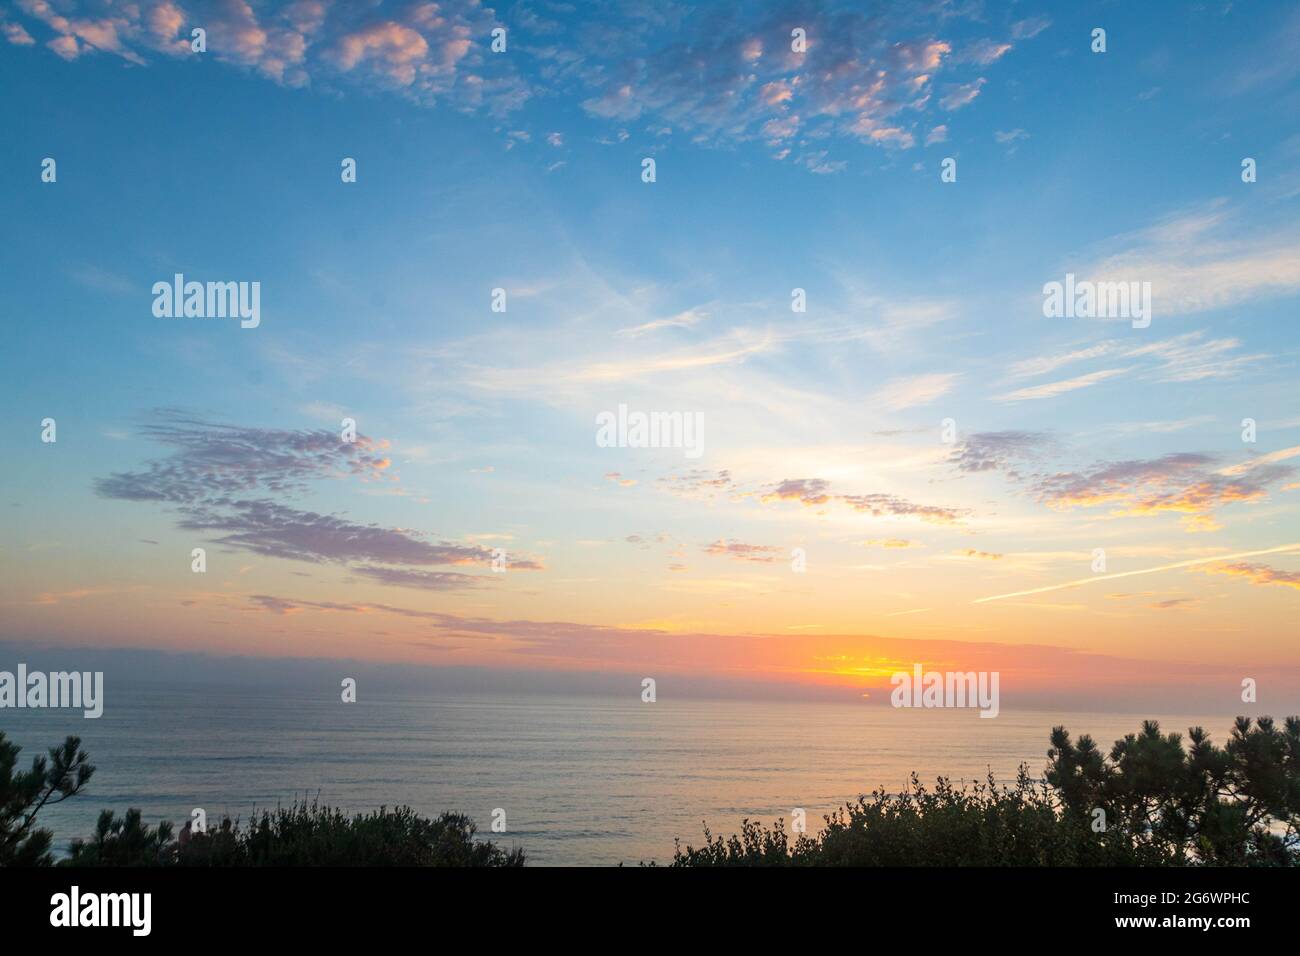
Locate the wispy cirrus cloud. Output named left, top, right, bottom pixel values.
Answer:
left=939, top=77, right=984, bottom=110
left=1076, top=201, right=1300, bottom=316
left=1006, top=343, right=1116, bottom=379
left=873, top=372, right=959, bottom=411
left=993, top=367, right=1131, bottom=403
left=1000, top=331, right=1265, bottom=399
left=617, top=308, right=709, bottom=337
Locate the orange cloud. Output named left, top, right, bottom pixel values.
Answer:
left=1202, top=562, right=1300, bottom=591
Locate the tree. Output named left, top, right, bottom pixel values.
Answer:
left=672, top=716, right=1300, bottom=866
left=1046, top=716, right=1299, bottom=864
left=65, top=809, right=174, bottom=866
left=0, top=732, right=95, bottom=866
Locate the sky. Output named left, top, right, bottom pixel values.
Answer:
left=2, top=0, right=1299, bottom=712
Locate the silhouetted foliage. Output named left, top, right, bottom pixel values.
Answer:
left=2, top=733, right=520, bottom=867
left=1046, top=715, right=1300, bottom=866
left=671, top=717, right=1300, bottom=866
left=62, top=801, right=524, bottom=867
left=65, top=808, right=173, bottom=866
left=0, top=732, right=94, bottom=867
left=166, top=801, right=525, bottom=867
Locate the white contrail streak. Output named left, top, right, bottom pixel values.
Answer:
left=973, top=543, right=1300, bottom=604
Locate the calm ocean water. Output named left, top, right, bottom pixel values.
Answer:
left=2, top=685, right=1237, bottom=866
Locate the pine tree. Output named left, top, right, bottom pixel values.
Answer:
left=0, top=732, right=95, bottom=866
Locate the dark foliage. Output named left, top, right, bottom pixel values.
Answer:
left=161, top=801, right=525, bottom=867
left=0, top=732, right=94, bottom=867
left=61, top=801, right=524, bottom=867
left=671, top=717, right=1300, bottom=866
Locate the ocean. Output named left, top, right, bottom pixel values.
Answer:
left=1, top=684, right=1238, bottom=866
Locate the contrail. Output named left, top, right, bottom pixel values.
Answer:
left=973, top=543, right=1300, bottom=604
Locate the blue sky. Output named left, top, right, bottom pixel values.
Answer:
left=2, top=0, right=1300, bottom=708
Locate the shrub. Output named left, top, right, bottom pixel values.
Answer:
left=672, top=717, right=1300, bottom=867
left=173, top=801, right=525, bottom=867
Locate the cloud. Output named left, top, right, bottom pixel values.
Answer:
left=11, top=0, right=529, bottom=112
left=949, top=431, right=1050, bottom=474
left=16, top=0, right=146, bottom=63
left=351, top=566, right=483, bottom=591
left=939, top=78, right=985, bottom=110
left=1003, top=332, right=1262, bottom=391
left=94, top=410, right=536, bottom=578
left=559, top=4, right=1022, bottom=163
left=993, top=367, right=1130, bottom=402
left=326, top=21, right=431, bottom=86
left=3, top=20, right=35, bottom=45
left=974, top=543, right=1300, bottom=604
left=1007, top=343, right=1116, bottom=379
left=1010, top=17, right=1051, bottom=40
left=1032, top=453, right=1293, bottom=531
left=994, top=128, right=1028, bottom=150
left=14, top=2, right=1047, bottom=169
left=703, top=539, right=780, bottom=563
left=952, top=428, right=1295, bottom=531
left=956, top=549, right=1002, bottom=560
left=1203, top=562, right=1300, bottom=590
left=175, top=499, right=499, bottom=565
left=1218, top=445, right=1300, bottom=477
left=617, top=308, right=708, bottom=337
left=838, top=494, right=966, bottom=524
left=659, top=469, right=737, bottom=500
left=873, top=372, right=959, bottom=411
left=92, top=410, right=392, bottom=503
left=759, top=478, right=965, bottom=524
left=958, top=40, right=1012, bottom=66
left=1079, top=202, right=1300, bottom=317
left=864, top=538, right=918, bottom=549
left=1122, top=332, right=1265, bottom=383
left=761, top=478, right=831, bottom=507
